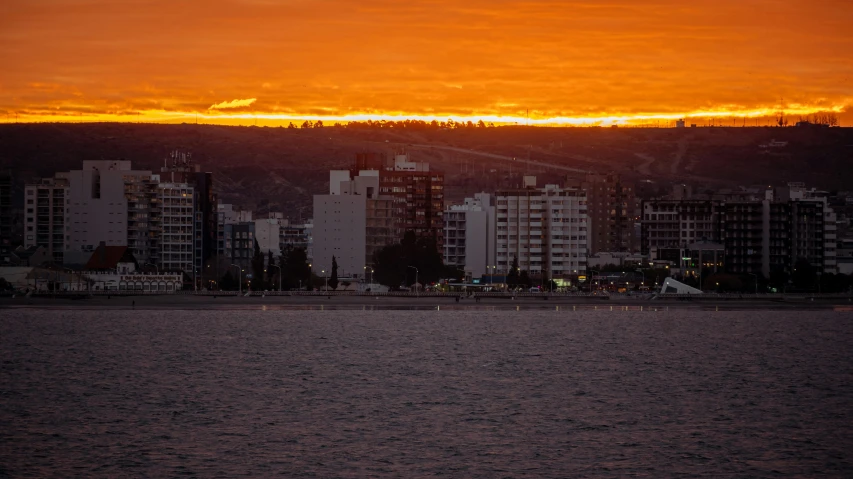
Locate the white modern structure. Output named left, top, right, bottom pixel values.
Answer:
left=252, top=213, right=313, bottom=260
left=66, top=160, right=153, bottom=254
left=312, top=169, right=396, bottom=280
left=218, top=203, right=252, bottom=224
left=495, top=178, right=588, bottom=281
left=443, top=193, right=495, bottom=278
left=659, top=277, right=702, bottom=294
left=313, top=193, right=367, bottom=279
left=255, top=215, right=283, bottom=257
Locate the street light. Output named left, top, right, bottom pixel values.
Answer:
left=364, top=266, right=374, bottom=289
left=407, top=265, right=419, bottom=297
left=589, top=270, right=600, bottom=293
left=230, top=264, right=242, bottom=295
left=322, top=269, right=327, bottom=291
left=270, top=264, right=281, bottom=292
left=636, top=268, right=645, bottom=287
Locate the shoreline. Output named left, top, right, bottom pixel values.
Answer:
left=3, top=294, right=852, bottom=311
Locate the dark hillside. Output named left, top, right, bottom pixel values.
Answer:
left=1, top=123, right=851, bottom=218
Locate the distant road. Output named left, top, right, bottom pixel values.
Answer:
left=408, top=144, right=591, bottom=174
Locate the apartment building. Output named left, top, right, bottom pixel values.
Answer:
left=26, top=160, right=200, bottom=275
left=159, top=152, right=217, bottom=284
left=0, top=170, right=12, bottom=262
left=157, top=182, right=195, bottom=273
left=641, top=199, right=722, bottom=253
left=565, top=173, right=638, bottom=254
left=223, top=222, right=256, bottom=270
left=495, top=177, right=588, bottom=281
left=642, top=183, right=838, bottom=276
left=313, top=169, right=399, bottom=278
left=353, top=153, right=445, bottom=247
left=65, top=160, right=153, bottom=256
left=24, top=176, right=69, bottom=264
left=443, top=193, right=495, bottom=278
left=281, top=219, right=312, bottom=259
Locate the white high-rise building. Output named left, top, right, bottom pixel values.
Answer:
left=443, top=193, right=495, bottom=278
left=37, top=160, right=198, bottom=274
left=66, top=160, right=153, bottom=255
left=495, top=181, right=588, bottom=281
left=313, top=170, right=397, bottom=281
left=313, top=194, right=368, bottom=279
left=157, top=182, right=195, bottom=273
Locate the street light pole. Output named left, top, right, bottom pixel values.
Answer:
left=363, top=266, right=374, bottom=290
left=407, top=266, right=418, bottom=297
left=589, top=269, right=599, bottom=293
left=230, top=264, right=242, bottom=296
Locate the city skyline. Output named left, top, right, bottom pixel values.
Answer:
left=2, top=0, right=852, bottom=126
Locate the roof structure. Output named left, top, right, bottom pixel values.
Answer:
left=84, top=244, right=137, bottom=270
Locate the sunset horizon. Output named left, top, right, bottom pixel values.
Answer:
left=2, top=0, right=852, bottom=126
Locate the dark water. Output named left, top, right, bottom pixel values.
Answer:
left=2, top=310, right=852, bottom=478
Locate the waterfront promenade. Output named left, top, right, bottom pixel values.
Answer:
left=3, top=291, right=852, bottom=311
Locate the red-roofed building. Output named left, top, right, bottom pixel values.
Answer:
left=85, top=242, right=138, bottom=273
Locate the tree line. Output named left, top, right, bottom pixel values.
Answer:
left=219, top=241, right=312, bottom=291
left=284, top=119, right=496, bottom=131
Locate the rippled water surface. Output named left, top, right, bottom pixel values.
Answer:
left=2, top=310, right=853, bottom=477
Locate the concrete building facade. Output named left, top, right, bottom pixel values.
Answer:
left=642, top=183, right=838, bottom=277
left=351, top=153, right=445, bottom=248
left=157, top=183, right=195, bottom=273
left=0, top=170, right=12, bottom=262
left=495, top=179, right=588, bottom=282
left=443, top=193, right=495, bottom=278
left=313, top=169, right=399, bottom=280
left=66, top=160, right=153, bottom=255
left=24, top=176, right=69, bottom=264
left=566, top=173, right=638, bottom=254
left=223, top=222, right=256, bottom=270
left=312, top=194, right=367, bottom=279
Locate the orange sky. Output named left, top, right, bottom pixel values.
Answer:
left=1, top=0, right=852, bottom=125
